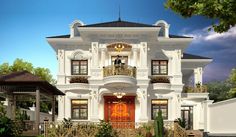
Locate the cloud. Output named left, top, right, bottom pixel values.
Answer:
left=179, top=26, right=236, bottom=82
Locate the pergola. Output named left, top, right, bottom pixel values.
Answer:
left=0, top=71, right=64, bottom=135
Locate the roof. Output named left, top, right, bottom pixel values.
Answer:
left=46, top=20, right=191, bottom=39
left=80, top=20, right=158, bottom=27
left=47, top=34, right=70, bottom=38
left=0, top=71, right=64, bottom=95
left=169, top=34, right=193, bottom=38
left=182, top=53, right=212, bottom=59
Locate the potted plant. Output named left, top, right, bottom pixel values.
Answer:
left=196, top=82, right=201, bottom=88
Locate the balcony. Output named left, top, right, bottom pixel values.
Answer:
left=103, top=65, right=136, bottom=78
left=183, top=85, right=207, bottom=93
left=150, top=76, right=171, bottom=91
left=103, top=65, right=137, bottom=87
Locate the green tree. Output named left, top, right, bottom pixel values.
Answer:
left=206, top=81, right=231, bottom=102
left=0, top=58, right=55, bottom=84
left=165, top=0, right=236, bottom=33
left=228, top=68, right=236, bottom=98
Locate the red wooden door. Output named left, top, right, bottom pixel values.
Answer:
left=104, top=96, right=135, bottom=128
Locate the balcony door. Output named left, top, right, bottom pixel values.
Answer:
left=111, top=56, right=128, bottom=65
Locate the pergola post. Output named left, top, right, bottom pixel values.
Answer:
left=52, top=95, right=55, bottom=121
left=35, top=87, right=40, bottom=135
left=12, top=95, right=16, bottom=120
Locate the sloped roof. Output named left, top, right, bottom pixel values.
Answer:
left=169, top=34, right=193, bottom=38
left=0, top=71, right=64, bottom=95
left=46, top=20, right=191, bottom=39
left=80, top=20, right=158, bottom=27
left=47, top=34, right=70, bottom=38
left=0, top=71, right=43, bottom=82
left=182, top=53, right=211, bottom=59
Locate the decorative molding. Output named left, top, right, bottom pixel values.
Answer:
left=56, top=83, right=90, bottom=91
left=68, top=49, right=92, bottom=60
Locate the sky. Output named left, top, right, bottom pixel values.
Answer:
left=0, top=0, right=235, bottom=83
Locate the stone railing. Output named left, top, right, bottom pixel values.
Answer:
left=69, top=76, right=89, bottom=83
left=174, top=121, right=187, bottom=137
left=183, top=85, right=208, bottom=93
left=150, top=76, right=170, bottom=83
left=103, top=65, right=136, bottom=78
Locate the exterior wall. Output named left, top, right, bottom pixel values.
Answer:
left=208, top=98, right=236, bottom=134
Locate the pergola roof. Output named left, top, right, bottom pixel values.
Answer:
left=0, top=71, right=64, bottom=95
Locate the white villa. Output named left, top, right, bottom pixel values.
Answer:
left=47, top=19, right=213, bottom=131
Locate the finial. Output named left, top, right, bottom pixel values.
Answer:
left=118, top=5, right=121, bottom=21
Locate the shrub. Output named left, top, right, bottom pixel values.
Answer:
left=95, top=120, right=117, bottom=137
left=177, top=118, right=186, bottom=129
left=0, top=102, right=23, bottom=137
left=154, top=111, right=164, bottom=137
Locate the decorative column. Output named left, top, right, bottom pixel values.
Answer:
left=91, top=42, right=99, bottom=68
left=138, top=88, right=148, bottom=122
left=132, top=48, right=138, bottom=66
left=100, top=48, right=106, bottom=67
left=57, top=49, right=65, bottom=84
left=140, top=42, right=148, bottom=68
left=57, top=95, right=65, bottom=121
left=35, top=87, right=40, bottom=135
left=194, top=67, right=203, bottom=86
left=90, top=89, right=99, bottom=122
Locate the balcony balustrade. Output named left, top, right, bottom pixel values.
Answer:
left=103, top=65, right=136, bottom=78
left=183, top=85, right=208, bottom=93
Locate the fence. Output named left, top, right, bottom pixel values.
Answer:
left=19, top=120, right=188, bottom=137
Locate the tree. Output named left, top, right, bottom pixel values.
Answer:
left=165, top=0, right=236, bottom=33
left=0, top=58, right=55, bottom=84
left=206, top=81, right=231, bottom=102
left=228, top=68, right=236, bottom=98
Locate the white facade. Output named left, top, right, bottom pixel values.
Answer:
left=47, top=19, right=212, bottom=131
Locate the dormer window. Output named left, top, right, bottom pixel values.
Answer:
left=151, top=60, right=168, bottom=75
left=71, top=60, right=88, bottom=75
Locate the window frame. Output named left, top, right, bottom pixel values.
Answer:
left=71, top=60, right=88, bottom=75
left=71, top=99, right=88, bottom=120
left=151, top=99, right=168, bottom=120
left=151, top=60, right=168, bottom=75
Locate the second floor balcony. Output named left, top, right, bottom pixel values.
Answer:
left=103, top=65, right=137, bottom=87
left=183, top=85, right=208, bottom=93
left=103, top=65, right=136, bottom=78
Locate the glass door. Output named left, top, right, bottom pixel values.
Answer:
left=181, top=106, right=193, bottom=129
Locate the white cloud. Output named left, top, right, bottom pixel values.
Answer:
left=181, top=26, right=236, bottom=42
left=205, top=26, right=236, bottom=41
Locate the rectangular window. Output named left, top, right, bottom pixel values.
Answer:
left=71, top=99, right=88, bottom=120
left=71, top=60, right=88, bottom=75
left=152, top=60, right=168, bottom=75
left=151, top=99, right=168, bottom=120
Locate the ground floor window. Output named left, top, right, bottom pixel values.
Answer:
left=71, top=99, right=88, bottom=120
left=151, top=99, right=168, bottom=120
